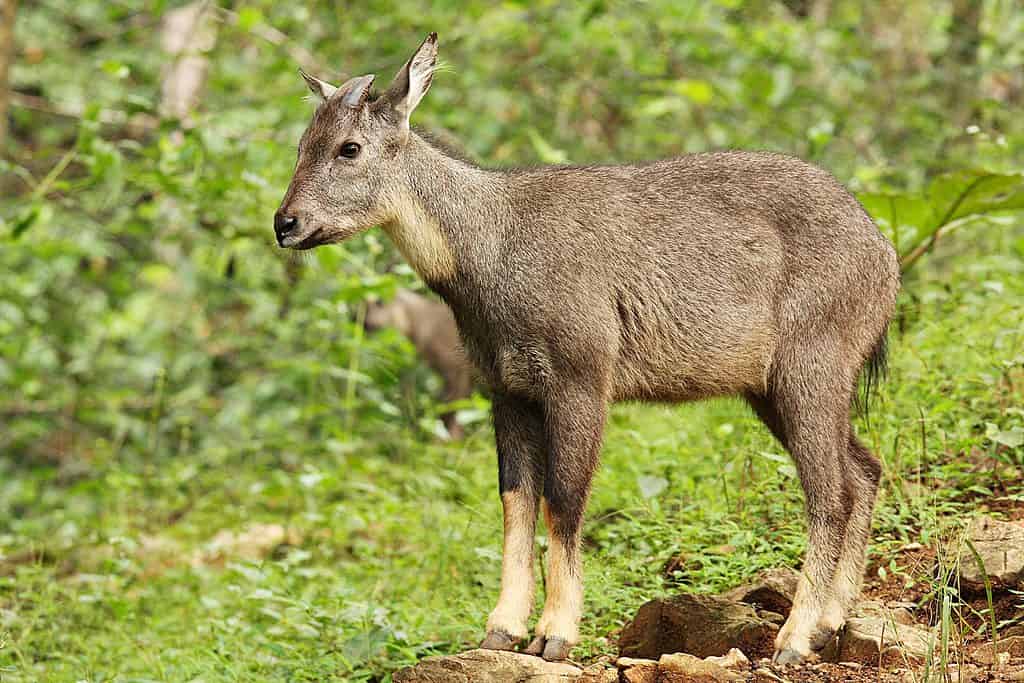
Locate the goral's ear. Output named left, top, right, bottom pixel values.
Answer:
left=300, top=69, right=338, bottom=102
left=380, top=32, right=437, bottom=138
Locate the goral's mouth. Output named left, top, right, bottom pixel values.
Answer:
left=281, top=227, right=325, bottom=250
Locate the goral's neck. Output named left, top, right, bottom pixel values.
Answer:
left=381, top=133, right=512, bottom=288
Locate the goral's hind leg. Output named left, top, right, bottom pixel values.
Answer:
left=481, top=394, right=545, bottom=650
left=768, top=349, right=858, bottom=665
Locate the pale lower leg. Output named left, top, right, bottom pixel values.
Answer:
left=776, top=507, right=847, bottom=660
left=819, top=436, right=881, bottom=634
left=486, top=489, right=539, bottom=640
left=533, top=500, right=583, bottom=644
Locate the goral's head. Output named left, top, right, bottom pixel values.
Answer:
left=274, top=33, right=437, bottom=250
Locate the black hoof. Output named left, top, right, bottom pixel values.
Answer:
left=523, top=635, right=546, bottom=656
left=521, top=635, right=572, bottom=661
left=541, top=636, right=571, bottom=661
left=480, top=630, right=516, bottom=651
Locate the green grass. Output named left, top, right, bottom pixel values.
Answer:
left=5, top=3, right=1024, bottom=681
left=1, top=235, right=1021, bottom=682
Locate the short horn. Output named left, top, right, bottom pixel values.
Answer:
left=339, top=74, right=376, bottom=108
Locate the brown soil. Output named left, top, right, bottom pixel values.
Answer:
left=773, top=661, right=1024, bottom=682
left=982, top=495, right=1024, bottom=522
left=861, top=545, right=938, bottom=606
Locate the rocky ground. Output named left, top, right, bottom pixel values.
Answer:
left=395, top=514, right=1024, bottom=682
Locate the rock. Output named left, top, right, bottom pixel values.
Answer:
left=752, top=668, right=788, bottom=682
left=393, top=649, right=582, bottom=683
left=619, top=593, right=778, bottom=660
left=885, top=602, right=919, bottom=626
left=973, top=635, right=1024, bottom=665
left=704, top=648, right=750, bottom=670
left=958, top=516, right=1024, bottom=591
left=722, top=568, right=801, bottom=616
left=890, top=607, right=915, bottom=626
left=618, top=657, right=659, bottom=683
left=850, top=600, right=916, bottom=626
left=658, top=653, right=743, bottom=682
left=579, top=663, right=618, bottom=683
left=832, top=613, right=935, bottom=664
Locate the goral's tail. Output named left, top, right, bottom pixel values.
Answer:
left=855, top=326, right=889, bottom=419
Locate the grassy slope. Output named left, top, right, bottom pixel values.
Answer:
left=1, top=236, right=1022, bottom=682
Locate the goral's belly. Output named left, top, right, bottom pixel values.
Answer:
left=611, top=328, right=776, bottom=403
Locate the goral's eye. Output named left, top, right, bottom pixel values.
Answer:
left=336, top=142, right=361, bottom=159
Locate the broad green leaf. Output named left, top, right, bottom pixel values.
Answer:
left=986, top=423, right=1024, bottom=449
left=858, top=193, right=932, bottom=255
left=859, top=170, right=1024, bottom=265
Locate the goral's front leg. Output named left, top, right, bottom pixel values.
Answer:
left=523, top=384, right=607, bottom=661
left=481, top=395, right=545, bottom=651
left=521, top=499, right=583, bottom=662
left=482, top=490, right=538, bottom=649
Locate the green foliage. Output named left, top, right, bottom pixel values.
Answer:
left=859, top=169, right=1024, bottom=269
left=1, top=1, right=1023, bottom=681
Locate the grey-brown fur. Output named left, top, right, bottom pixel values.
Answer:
left=364, top=289, right=473, bottom=438
left=275, top=33, right=901, bottom=664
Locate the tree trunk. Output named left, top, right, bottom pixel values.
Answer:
left=779, top=0, right=811, bottom=18
left=946, top=0, right=983, bottom=124
left=0, top=0, right=18, bottom=150
left=777, top=0, right=830, bottom=22
left=160, top=0, right=218, bottom=125
left=948, top=0, right=982, bottom=66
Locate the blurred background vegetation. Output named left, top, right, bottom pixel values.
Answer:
left=1, top=1, right=1023, bottom=681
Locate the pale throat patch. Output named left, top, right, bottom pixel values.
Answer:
left=382, top=193, right=457, bottom=283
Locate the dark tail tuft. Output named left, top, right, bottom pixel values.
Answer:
left=855, top=327, right=889, bottom=419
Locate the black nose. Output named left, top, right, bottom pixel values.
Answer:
left=274, top=212, right=299, bottom=244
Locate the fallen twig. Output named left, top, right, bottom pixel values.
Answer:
left=10, top=91, right=159, bottom=136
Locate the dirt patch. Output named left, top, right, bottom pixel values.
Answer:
left=191, top=523, right=301, bottom=566
left=983, top=495, right=1024, bottom=522
left=962, top=590, right=1023, bottom=634
left=860, top=538, right=1024, bottom=666
left=861, top=544, right=937, bottom=606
